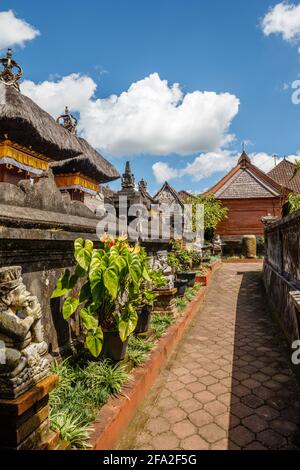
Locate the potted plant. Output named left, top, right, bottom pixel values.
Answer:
left=135, top=289, right=157, bottom=334
left=51, top=235, right=150, bottom=361
left=169, top=240, right=196, bottom=288
left=191, top=250, right=202, bottom=270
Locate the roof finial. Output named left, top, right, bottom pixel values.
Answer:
left=121, top=161, right=135, bottom=190
left=138, top=178, right=148, bottom=193
left=0, top=48, right=23, bottom=91
left=242, top=141, right=246, bottom=152
left=56, top=106, right=78, bottom=134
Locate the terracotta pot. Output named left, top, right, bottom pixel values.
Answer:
left=135, top=305, right=152, bottom=334
left=176, top=271, right=196, bottom=288
left=101, top=331, right=128, bottom=361
left=174, top=278, right=188, bottom=297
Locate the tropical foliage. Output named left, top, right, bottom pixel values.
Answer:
left=288, top=193, right=300, bottom=214
left=51, top=236, right=152, bottom=357
left=190, top=194, right=228, bottom=240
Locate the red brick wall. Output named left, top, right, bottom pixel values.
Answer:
left=216, top=197, right=282, bottom=238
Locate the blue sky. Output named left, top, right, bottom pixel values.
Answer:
left=1, top=0, right=300, bottom=194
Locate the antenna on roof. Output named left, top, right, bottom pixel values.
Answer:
left=273, top=154, right=279, bottom=168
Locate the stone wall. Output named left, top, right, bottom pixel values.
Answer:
left=263, top=209, right=300, bottom=343
left=0, top=224, right=100, bottom=358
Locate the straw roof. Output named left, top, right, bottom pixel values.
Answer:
left=51, top=137, right=120, bottom=183
left=0, top=83, right=82, bottom=160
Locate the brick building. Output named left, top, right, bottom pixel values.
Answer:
left=206, top=151, right=287, bottom=239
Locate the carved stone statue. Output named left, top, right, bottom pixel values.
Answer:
left=150, top=250, right=174, bottom=289
left=0, top=266, right=50, bottom=399
left=212, top=234, right=222, bottom=255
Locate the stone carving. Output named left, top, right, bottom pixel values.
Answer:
left=121, top=161, right=135, bottom=190
left=212, top=234, right=222, bottom=255
left=0, top=169, right=98, bottom=219
left=0, top=266, right=50, bottom=399
left=150, top=250, right=174, bottom=289
left=0, top=49, right=22, bottom=90
left=56, top=106, right=78, bottom=134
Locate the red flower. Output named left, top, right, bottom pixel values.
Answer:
left=109, top=240, right=115, bottom=247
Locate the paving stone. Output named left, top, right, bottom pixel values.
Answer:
left=199, top=423, right=226, bottom=443
left=211, top=438, right=228, bottom=450
left=181, top=434, right=210, bottom=450
left=172, top=388, right=193, bottom=402
left=230, top=425, right=255, bottom=448
left=180, top=398, right=202, bottom=413
left=256, top=405, right=280, bottom=421
left=204, top=400, right=227, bottom=417
left=257, top=430, right=287, bottom=449
left=173, top=420, right=196, bottom=439
left=146, top=417, right=170, bottom=435
left=242, top=415, right=268, bottom=433
left=152, top=432, right=179, bottom=450
left=241, top=394, right=264, bottom=409
left=117, top=264, right=300, bottom=452
left=186, top=382, right=206, bottom=394
left=194, top=390, right=216, bottom=404
left=163, top=408, right=187, bottom=424
left=207, top=383, right=228, bottom=397
left=189, top=409, right=214, bottom=427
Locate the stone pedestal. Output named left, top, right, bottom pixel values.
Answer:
left=0, top=374, right=58, bottom=450
left=153, top=288, right=178, bottom=317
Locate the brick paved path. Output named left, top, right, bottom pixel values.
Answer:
left=117, top=264, right=300, bottom=450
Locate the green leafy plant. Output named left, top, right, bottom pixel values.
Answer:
left=149, top=269, right=168, bottom=289
left=150, top=313, right=175, bottom=338
left=50, top=411, right=92, bottom=449
left=168, top=240, right=193, bottom=271
left=79, top=360, right=129, bottom=396
left=51, top=236, right=151, bottom=357
left=189, top=194, right=228, bottom=241
left=127, top=336, right=155, bottom=366
left=288, top=193, right=300, bottom=214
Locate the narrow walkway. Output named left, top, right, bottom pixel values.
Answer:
left=117, top=264, right=300, bottom=450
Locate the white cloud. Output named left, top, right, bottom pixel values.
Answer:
left=22, top=74, right=96, bottom=117
left=0, top=10, right=40, bottom=50
left=152, top=150, right=300, bottom=184
left=21, top=72, right=239, bottom=157
left=261, top=2, right=300, bottom=42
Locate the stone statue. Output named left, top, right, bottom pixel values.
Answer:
left=0, top=266, right=50, bottom=399
left=150, top=250, right=174, bottom=289
left=212, top=234, right=222, bottom=255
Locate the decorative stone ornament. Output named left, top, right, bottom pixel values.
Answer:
left=121, top=161, right=135, bottom=190
left=150, top=250, right=174, bottom=289
left=0, top=49, right=23, bottom=90
left=0, top=266, right=50, bottom=399
left=56, top=106, right=78, bottom=134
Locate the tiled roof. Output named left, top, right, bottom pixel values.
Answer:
left=206, top=151, right=282, bottom=200
left=154, top=181, right=184, bottom=206
left=178, top=190, right=197, bottom=202
left=215, top=168, right=281, bottom=199
left=268, top=159, right=300, bottom=193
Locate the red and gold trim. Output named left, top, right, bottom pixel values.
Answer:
left=54, top=173, right=99, bottom=194
left=0, top=140, right=50, bottom=172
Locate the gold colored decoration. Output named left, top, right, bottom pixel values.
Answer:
left=55, top=173, right=99, bottom=193
left=0, top=140, right=49, bottom=172
left=0, top=49, right=22, bottom=90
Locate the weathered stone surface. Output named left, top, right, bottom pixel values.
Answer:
left=0, top=266, right=50, bottom=399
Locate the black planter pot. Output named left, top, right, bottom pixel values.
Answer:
left=177, top=271, right=196, bottom=288
left=101, top=331, right=128, bottom=361
left=135, top=304, right=152, bottom=334
left=174, top=278, right=188, bottom=297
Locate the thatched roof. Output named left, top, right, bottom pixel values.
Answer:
left=51, top=137, right=120, bottom=183
left=0, top=83, right=82, bottom=160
